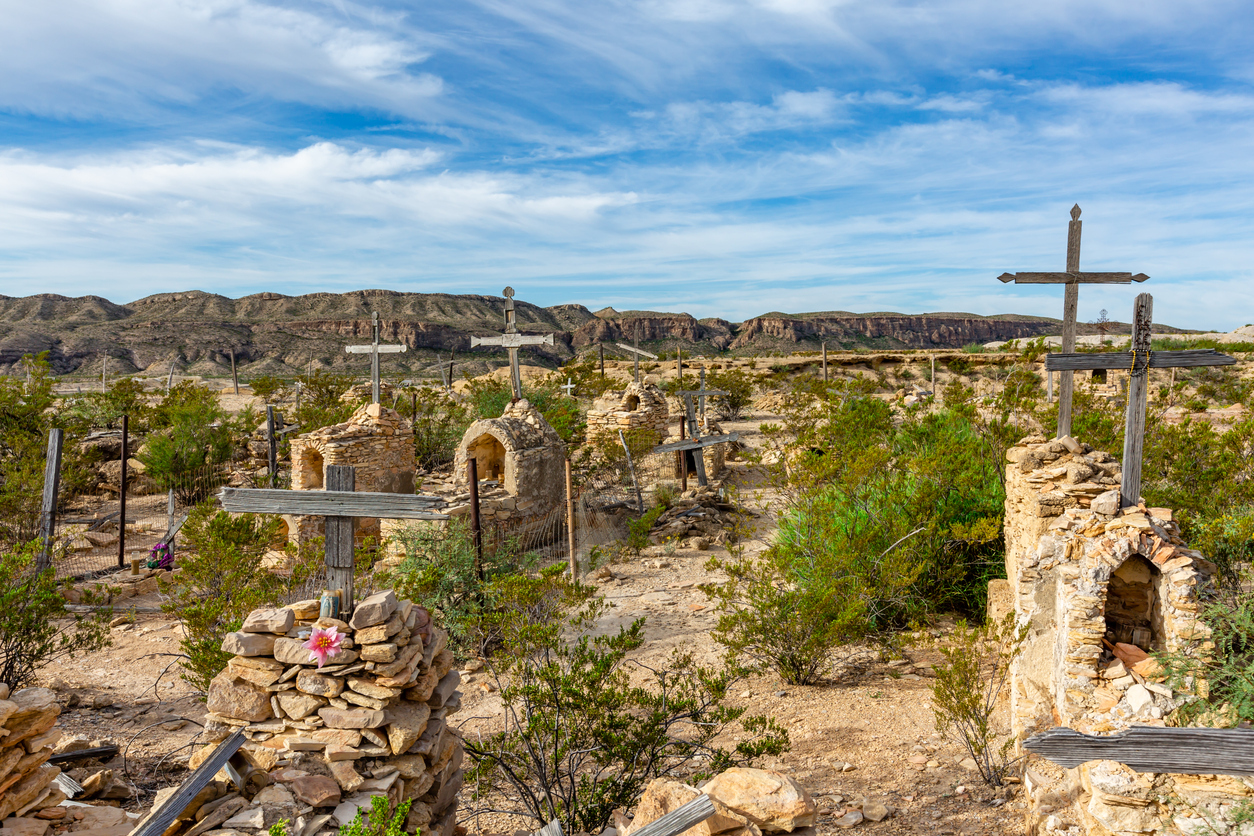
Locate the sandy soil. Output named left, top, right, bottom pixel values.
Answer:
left=35, top=406, right=1027, bottom=834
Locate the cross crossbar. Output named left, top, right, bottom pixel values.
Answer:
left=344, top=311, right=407, bottom=404
left=1045, top=349, right=1236, bottom=372
left=615, top=342, right=658, bottom=359
left=471, top=333, right=555, bottom=349
left=652, top=433, right=739, bottom=454
left=218, top=487, right=449, bottom=520
left=345, top=344, right=407, bottom=354
left=998, top=272, right=1150, bottom=284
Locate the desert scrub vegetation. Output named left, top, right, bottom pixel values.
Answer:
left=465, top=566, right=789, bottom=834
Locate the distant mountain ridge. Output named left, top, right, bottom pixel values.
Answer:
left=0, top=289, right=1190, bottom=378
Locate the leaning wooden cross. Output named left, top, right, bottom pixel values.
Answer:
left=218, top=466, right=447, bottom=611
left=1045, top=293, right=1235, bottom=508
left=652, top=384, right=738, bottom=487
left=471, top=287, right=555, bottom=400
left=616, top=324, right=658, bottom=384
left=998, top=205, right=1150, bottom=438
left=345, top=311, right=407, bottom=404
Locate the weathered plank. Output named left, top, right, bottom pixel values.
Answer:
left=36, top=429, right=64, bottom=572
left=325, top=466, right=355, bottom=610
left=630, top=794, right=716, bottom=836
left=1121, top=294, right=1152, bottom=509
left=131, top=729, right=247, bottom=836
left=217, top=488, right=449, bottom=520
left=1024, top=725, right=1254, bottom=775
left=1045, top=349, right=1237, bottom=372
left=652, top=433, right=740, bottom=454
left=998, top=271, right=1150, bottom=284
left=615, top=342, right=658, bottom=359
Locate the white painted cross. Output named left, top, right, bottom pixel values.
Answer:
left=345, top=311, right=407, bottom=404
left=562, top=378, right=576, bottom=397
left=1045, top=293, right=1235, bottom=508
left=470, top=287, right=555, bottom=400
left=997, top=205, right=1149, bottom=438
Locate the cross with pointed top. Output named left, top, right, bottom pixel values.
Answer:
left=345, top=311, right=408, bottom=404
left=470, top=287, right=555, bottom=400
left=997, top=205, right=1150, bottom=438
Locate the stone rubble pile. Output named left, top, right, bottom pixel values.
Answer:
left=190, top=591, right=463, bottom=836
left=647, top=486, right=741, bottom=548
left=0, top=686, right=68, bottom=821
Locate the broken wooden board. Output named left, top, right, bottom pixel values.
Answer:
left=131, top=729, right=247, bottom=836
left=1024, top=725, right=1254, bottom=775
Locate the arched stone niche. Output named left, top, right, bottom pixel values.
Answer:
left=453, top=399, right=566, bottom=516
left=467, top=432, right=508, bottom=484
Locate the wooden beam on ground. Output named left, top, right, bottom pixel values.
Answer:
left=131, top=729, right=247, bottom=836
left=217, top=488, right=449, bottom=520
left=1025, top=726, right=1254, bottom=776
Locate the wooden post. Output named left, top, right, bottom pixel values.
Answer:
left=618, top=430, right=643, bottom=513
left=118, top=415, right=128, bottom=569
left=411, top=390, right=418, bottom=424
left=324, top=465, right=356, bottom=611
left=1047, top=369, right=1054, bottom=401
left=930, top=355, right=935, bottom=389
left=167, top=357, right=175, bottom=391
left=678, top=407, right=687, bottom=492
left=102, top=356, right=107, bottom=391
left=1121, top=293, right=1152, bottom=509
left=677, top=347, right=683, bottom=389
left=599, top=344, right=604, bottom=379
left=230, top=348, right=239, bottom=395
left=467, top=457, right=483, bottom=580
left=266, top=406, right=278, bottom=488
left=36, top=429, right=63, bottom=572
left=565, top=459, right=577, bottom=579
left=822, top=342, right=828, bottom=383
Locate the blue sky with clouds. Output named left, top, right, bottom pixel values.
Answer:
left=1, top=0, right=1252, bottom=328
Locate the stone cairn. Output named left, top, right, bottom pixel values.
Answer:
left=0, top=686, right=67, bottom=820
left=192, top=591, right=463, bottom=836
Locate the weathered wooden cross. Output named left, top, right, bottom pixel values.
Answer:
left=345, top=311, right=407, bottom=404
left=998, top=205, right=1150, bottom=438
left=655, top=385, right=736, bottom=486
left=470, top=287, right=555, bottom=400
left=218, top=466, right=447, bottom=611
left=1045, top=293, right=1235, bottom=508
left=616, top=324, right=658, bottom=384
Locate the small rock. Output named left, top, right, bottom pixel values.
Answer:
left=290, top=775, right=342, bottom=808
left=348, top=591, right=398, bottom=630
left=1126, top=684, right=1154, bottom=713
left=862, top=801, right=889, bottom=822
left=959, top=757, right=978, bottom=771
left=222, top=807, right=266, bottom=830
left=243, top=608, right=295, bottom=634
left=833, top=810, right=863, bottom=829
left=774, top=690, right=787, bottom=698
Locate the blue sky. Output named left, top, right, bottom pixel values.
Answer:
left=1, top=1, right=1252, bottom=328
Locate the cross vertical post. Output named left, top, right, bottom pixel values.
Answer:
left=36, top=429, right=63, bottom=573
left=324, top=465, right=356, bottom=611
left=599, top=344, right=604, bottom=379
left=266, top=406, right=278, bottom=488
left=118, top=415, right=128, bottom=569
left=1120, top=294, right=1152, bottom=509
left=822, top=342, right=828, bottom=383
left=698, top=369, right=706, bottom=416
left=230, top=347, right=239, bottom=396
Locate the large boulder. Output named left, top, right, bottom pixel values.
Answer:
left=701, top=768, right=817, bottom=833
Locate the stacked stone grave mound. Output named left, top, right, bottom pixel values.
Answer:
left=0, top=686, right=69, bottom=821
left=190, top=591, right=462, bottom=836
left=647, top=486, right=742, bottom=549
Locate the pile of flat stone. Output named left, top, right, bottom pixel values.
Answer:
left=647, top=487, right=739, bottom=547
left=193, top=591, right=463, bottom=836
left=0, top=686, right=67, bottom=820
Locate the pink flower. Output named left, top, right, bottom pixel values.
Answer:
left=302, top=626, right=343, bottom=669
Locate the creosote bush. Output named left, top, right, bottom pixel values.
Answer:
left=465, top=567, right=789, bottom=834
left=0, top=543, right=110, bottom=689
left=929, top=614, right=1027, bottom=786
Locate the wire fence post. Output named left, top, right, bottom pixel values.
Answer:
left=266, top=406, right=278, bottom=488
left=36, top=429, right=63, bottom=573
left=565, top=458, right=577, bottom=578
left=118, top=415, right=128, bottom=569
left=468, top=457, right=483, bottom=580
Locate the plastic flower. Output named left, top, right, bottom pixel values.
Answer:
left=303, top=626, right=343, bottom=669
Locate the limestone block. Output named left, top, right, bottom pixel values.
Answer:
left=702, top=768, right=817, bottom=833
left=318, top=707, right=386, bottom=729
left=297, top=671, right=344, bottom=698
left=206, top=672, right=273, bottom=722
left=220, top=631, right=277, bottom=658
left=349, top=591, right=398, bottom=630
left=243, top=608, right=295, bottom=634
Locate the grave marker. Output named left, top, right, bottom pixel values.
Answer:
left=218, top=466, right=447, bottom=610
left=1045, top=293, right=1235, bottom=508
left=616, top=324, right=658, bottom=384
left=998, top=205, right=1150, bottom=438
left=345, top=311, right=407, bottom=404
left=35, top=429, right=63, bottom=572
left=470, top=287, right=555, bottom=400
left=561, top=378, right=576, bottom=398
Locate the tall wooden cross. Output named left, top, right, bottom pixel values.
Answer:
left=470, top=287, right=555, bottom=400
left=998, top=205, right=1150, bottom=438
left=219, top=466, right=447, bottom=611
left=1045, top=293, right=1235, bottom=508
left=345, top=311, right=407, bottom=404
left=616, top=325, right=658, bottom=384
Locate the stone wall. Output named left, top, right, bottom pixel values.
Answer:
left=0, top=686, right=65, bottom=820
left=1003, top=437, right=1242, bottom=836
left=289, top=404, right=416, bottom=544
left=199, top=592, right=462, bottom=836
left=585, top=383, right=670, bottom=452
